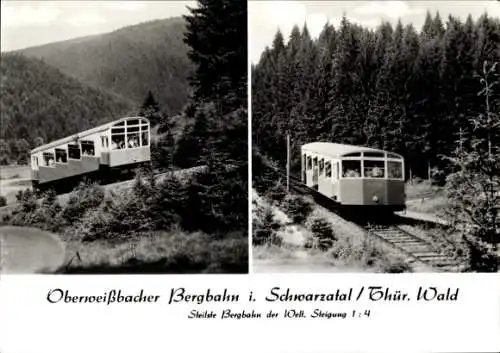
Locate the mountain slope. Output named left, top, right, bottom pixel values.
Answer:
left=0, top=53, right=134, bottom=144
left=18, top=17, right=193, bottom=116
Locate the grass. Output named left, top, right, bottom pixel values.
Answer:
left=56, top=230, right=248, bottom=274
left=405, top=180, right=448, bottom=216
left=252, top=189, right=415, bottom=273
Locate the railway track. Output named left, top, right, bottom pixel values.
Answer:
left=364, top=224, right=458, bottom=269
left=270, top=166, right=460, bottom=270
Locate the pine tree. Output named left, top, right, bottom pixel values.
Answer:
left=183, top=0, right=247, bottom=112
left=139, top=91, right=163, bottom=126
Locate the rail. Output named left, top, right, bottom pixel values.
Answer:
left=259, top=162, right=460, bottom=270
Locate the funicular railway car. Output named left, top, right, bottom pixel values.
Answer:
left=30, top=117, right=151, bottom=193
left=301, top=142, right=405, bottom=212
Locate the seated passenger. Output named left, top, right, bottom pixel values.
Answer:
left=111, top=141, right=118, bottom=150
left=345, top=169, right=360, bottom=177
left=48, top=158, right=54, bottom=166
left=128, top=138, right=138, bottom=148
left=372, top=166, right=383, bottom=177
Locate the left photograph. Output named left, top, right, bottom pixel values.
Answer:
left=0, top=0, right=248, bottom=274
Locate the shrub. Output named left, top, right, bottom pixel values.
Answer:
left=309, top=218, right=336, bottom=251
left=77, top=192, right=155, bottom=242
left=281, top=195, right=313, bottom=224
left=266, top=183, right=287, bottom=205
left=61, top=183, right=105, bottom=224
left=253, top=205, right=282, bottom=246
left=0, top=196, right=6, bottom=207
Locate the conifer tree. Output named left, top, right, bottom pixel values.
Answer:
left=183, top=0, right=247, bottom=111
left=139, top=90, right=163, bottom=126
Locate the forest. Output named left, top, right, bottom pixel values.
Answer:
left=0, top=54, right=134, bottom=164
left=252, top=11, right=500, bottom=180
left=19, top=17, right=193, bottom=118
left=1, top=17, right=193, bottom=165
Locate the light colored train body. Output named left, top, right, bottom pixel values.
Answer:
left=301, top=142, right=405, bottom=211
left=30, top=117, right=151, bottom=191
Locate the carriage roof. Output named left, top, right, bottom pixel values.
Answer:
left=301, top=142, right=403, bottom=159
left=31, top=116, right=148, bottom=154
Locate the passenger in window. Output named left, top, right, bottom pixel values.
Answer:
left=345, top=169, right=360, bottom=177
left=372, top=166, right=383, bottom=177
left=48, top=158, right=54, bottom=166
left=128, top=136, right=138, bottom=148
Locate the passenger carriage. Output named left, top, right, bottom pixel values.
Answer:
left=30, top=117, right=151, bottom=192
left=301, top=142, right=405, bottom=211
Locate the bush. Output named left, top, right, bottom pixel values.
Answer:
left=77, top=192, right=155, bottom=242
left=253, top=205, right=282, bottom=246
left=61, top=183, right=105, bottom=224
left=266, top=183, right=287, bottom=205
left=281, top=195, right=313, bottom=224
left=0, top=196, right=6, bottom=207
left=309, top=218, right=336, bottom=251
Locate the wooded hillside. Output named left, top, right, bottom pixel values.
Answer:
left=252, top=12, right=500, bottom=180
left=18, top=17, right=193, bottom=117
left=0, top=53, right=134, bottom=164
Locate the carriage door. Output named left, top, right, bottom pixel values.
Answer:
left=312, top=156, right=319, bottom=190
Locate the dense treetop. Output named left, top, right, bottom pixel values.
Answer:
left=1, top=53, right=133, bottom=146
left=252, top=12, right=500, bottom=178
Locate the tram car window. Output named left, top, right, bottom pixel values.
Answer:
left=81, top=140, right=95, bottom=156
left=313, top=157, right=318, bottom=167
left=112, top=130, right=126, bottom=150
left=55, top=148, right=68, bottom=163
left=388, top=161, right=403, bottom=179
left=325, top=161, right=332, bottom=178
left=319, top=158, right=325, bottom=175
left=127, top=127, right=140, bottom=148
left=307, top=156, right=312, bottom=170
left=364, top=151, right=384, bottom=158
left=364, top=160, right=385, bottom=178
left=68, top=144, right=81, bottom=160
left=43, top=152, right=55, bottom=167
left=141, top=130, right=149, bottom=146
left=342, top=160, right=361, bottom=177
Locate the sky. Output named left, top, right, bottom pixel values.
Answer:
left=249, top=0, right=500, bottom=63
left=1, top=1, right=196, bottom=52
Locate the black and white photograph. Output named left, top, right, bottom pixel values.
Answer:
left=0, top=0, right=248, bottom=274
left=251, top=0, right=500, bottom=273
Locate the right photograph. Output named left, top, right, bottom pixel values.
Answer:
left=250, top=1, right=500, bottom=273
